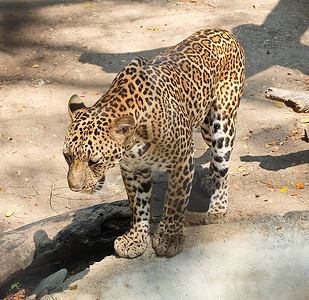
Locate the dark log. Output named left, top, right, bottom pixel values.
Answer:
left=265, top=87, right=309, bottom=113
left=0, top=200, right=130, bottom=287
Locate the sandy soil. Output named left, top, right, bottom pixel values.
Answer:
left=1, top=0, right=308, bottom=233
left=0, top=0, right=308, bottom=297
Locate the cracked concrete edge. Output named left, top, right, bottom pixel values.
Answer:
left=42, top=211, right=309, bottom=300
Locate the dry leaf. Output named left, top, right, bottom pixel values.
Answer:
left=0, top=187, right=6, bottom=191
left=267, top=183, right=274, bottom=188
left=24, top=178, right=30, bottom=183
left=32, top=64, right=39, bottom=68
left=233, top=184, right=240, bottom=190
left=269, top=141, right=276, bottom=146
left=69, top=284, right=78, bottom=290
left=83, top=3, right=91, bottom=7
left=296, top=182, right=305, bottom=189
left=276, top=226, right=282, bottom=230
left=92, top=92, right=99, bottom=95
left=5, top=211, right=15, bottom=217
left=279, top=186, right=288, bottom=193
left=291, top=192, right=298, bottom=196
left=3, top=288, right=26, bottom=300
left=237, top=210, right=242, bottom=214
left=300, top=118, right=309, bottom=123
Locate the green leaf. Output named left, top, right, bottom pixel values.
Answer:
left=11, top=282, right=21, bottom=290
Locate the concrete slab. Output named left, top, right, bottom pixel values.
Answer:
left=43, top=211, right=309, bottom=300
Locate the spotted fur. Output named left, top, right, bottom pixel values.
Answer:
left=63, top=29, right=245, bottom=258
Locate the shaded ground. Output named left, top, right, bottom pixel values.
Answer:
left=0, top=0, right=308, bottom=297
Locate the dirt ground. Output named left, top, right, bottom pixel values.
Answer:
left=0, top=0, right=308, bottom=233
left=0, top=0, right=308, bottom=295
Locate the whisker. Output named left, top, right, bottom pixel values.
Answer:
left=94, top=188, right=126, bottom=196
left=119, top=163, right=134, bottom=173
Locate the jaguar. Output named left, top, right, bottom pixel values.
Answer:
left=63, top=29, right=245, bottom=258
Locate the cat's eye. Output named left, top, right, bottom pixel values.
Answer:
left=88, top=156, right=101, bottom=167
left=88, top=159, right=97, bottom=167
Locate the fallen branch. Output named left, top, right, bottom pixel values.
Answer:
left=0, top=200, right=130, bottom=287
left=265, top=87, right=309, bottom=113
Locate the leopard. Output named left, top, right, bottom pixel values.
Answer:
left=63, top=29, right=245, bottom=258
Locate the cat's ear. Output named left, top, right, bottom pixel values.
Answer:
left=68, top=94, right=86, bottom=120
left=109, top=115, right=135, bottom=142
